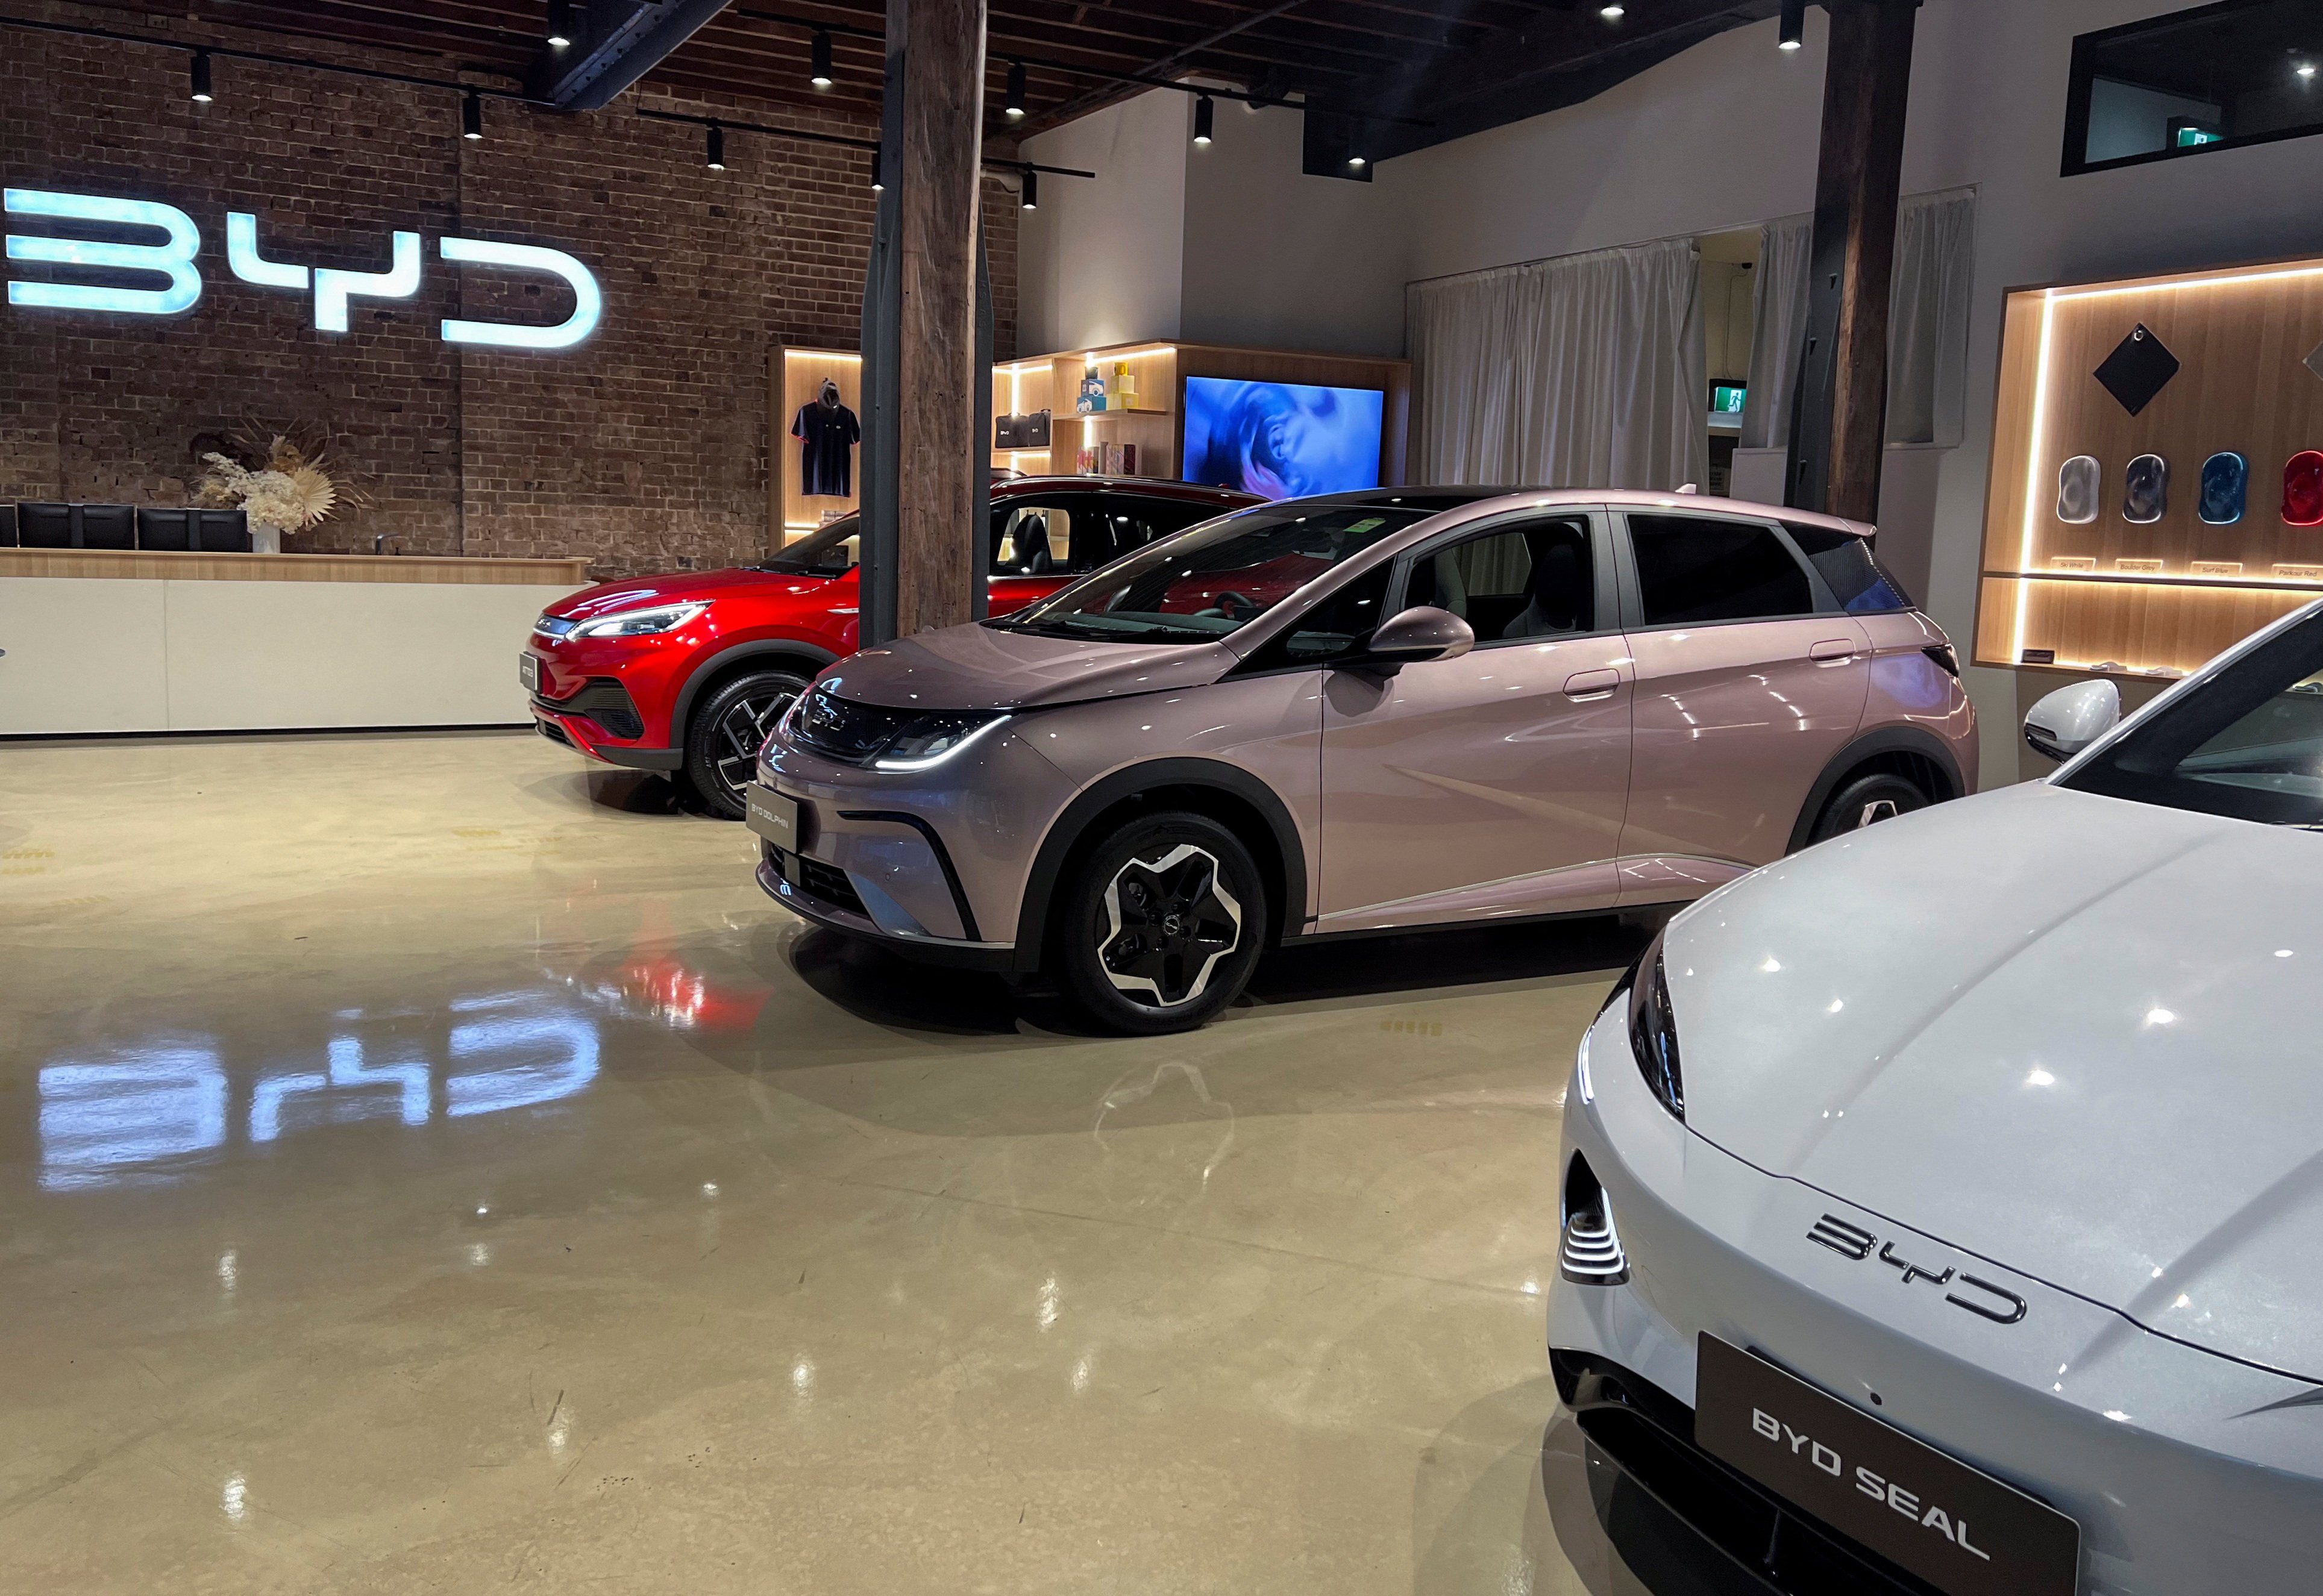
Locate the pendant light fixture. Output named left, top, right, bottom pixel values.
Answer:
left=810, top=28, right=834, bottom=89
left=1346, top=117, right=1366, bottom=169
left=1193, top=94, right=1214, bottom=146
left=546, top=0, right=574, bottom=50
left=870, top=143, right=884, bottom=192
left=706, top=122, right=726, bottom=171
left=1021, top=169, right=1038, bottom=210
left=462, top=89, right=484, bottom=141
left=1005, top=61, right=1027, bottom=120
left=189, top=49, right=214, bottom=102
left=1778, top=0, right=1804, bottom=50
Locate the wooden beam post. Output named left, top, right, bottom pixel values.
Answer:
left=891, top=0, right=986, bottom=637
left=1785, top=0, right=1917, bottom=523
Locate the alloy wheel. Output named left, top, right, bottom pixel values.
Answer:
left=1097, top=843, right=1244, bottom=1008
left=712, top=685, right=801, bottom=800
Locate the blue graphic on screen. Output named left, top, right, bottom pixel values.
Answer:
left=1182, top=377, right=1384, bottom=501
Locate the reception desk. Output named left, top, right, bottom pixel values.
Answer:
left=0, top=549, right=592, bottom=736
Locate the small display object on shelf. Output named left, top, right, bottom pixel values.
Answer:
left=2057, top=454, right=2102, bottom=523
left=2123, top=453, right=2168, bottom=523
left=2199, top=451, right=2248, bottom=524
left=2286, top=450, right=2323, bottom=527
left=1182, top=377, right=1384, bottom=501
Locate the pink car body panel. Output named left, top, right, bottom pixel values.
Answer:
left=752, top=489, right=1978, bottom=968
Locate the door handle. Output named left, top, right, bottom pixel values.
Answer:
left=1564, top=669, right=1622, bottom=700
left=1809, top=638, right=1857, bottom=664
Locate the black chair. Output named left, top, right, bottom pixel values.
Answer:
left=137, top=507, right=195, bottom=551
left=198, top=509, right=252, bottom=552
left=78, top=504, right=136, bottom=549
left=17, top=503, right=74, bottom=548
left=139, top=507, right=255, bottom=552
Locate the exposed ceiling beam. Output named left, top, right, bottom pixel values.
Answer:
left=535, top=0, right=737, bottom=108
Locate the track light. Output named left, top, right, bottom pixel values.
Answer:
left=1021, top=169, right=1038, bottom=210
left=706, top=122, right=726, bottom=171
left=190, top=50, right=213, bottom=103
left=1346, top=117, right=1366, bottom=168
left=1778, top=0, right=1804, bottom=49
left=810, top=28, right=833, bottom=89
left=546, top=0, right=574, bottom=49
left=1005, top=61, right=1027, bottom=119
left=462, top=90, right=484, bottom=140
left=870, top=143, right=884, bottom=192
left=1193, top=94, right=1214, bottom=146
left=1599, top=2, right=1624, bottom=16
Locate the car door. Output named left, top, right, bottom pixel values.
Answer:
left=986, top=490, right=1114, bottom=616
left=1316, top=510, right=1633, bottom=933
left=1615, top=509, right=1872, bottom=901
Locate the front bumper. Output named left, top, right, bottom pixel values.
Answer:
left=1553, top=1001, right=2323, bottom=1595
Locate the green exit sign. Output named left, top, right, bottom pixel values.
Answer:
left=1710, top=383, right=1747, bottom=415
left=2169, top=116, right=2226, bottom=148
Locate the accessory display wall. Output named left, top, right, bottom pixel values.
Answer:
left=1975, top=257, right=2323, bottom=677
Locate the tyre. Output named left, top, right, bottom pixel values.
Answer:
left=683, top=668, right=811, bottom=820
left=1055, top=811, right=1268, bottom=1035
left=1807, top=771, right=1930, bottom=845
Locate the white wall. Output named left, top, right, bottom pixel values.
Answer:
left=1017, top=91, right=1194, bottom=354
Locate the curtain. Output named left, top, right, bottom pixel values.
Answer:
left=1408, top=237, right=1708, bottom=492
left=1741, top=214, right=1813, bottom=450
left=1741, top=187, right=1978, bottom=452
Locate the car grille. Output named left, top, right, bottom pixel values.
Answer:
left=539, top=677, right=644, bottom=741
left=786, top=685, right=917, bottom=766
left=766, top=842, right=867, bottom=916
left=1554, top=1351, right=1943, bottom=1596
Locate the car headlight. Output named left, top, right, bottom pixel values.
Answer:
left=1627, top=928, right=1684, bottom=1120
left=872, top=710, right=1013, bottom=771
left=569, top=601, right=708, bottom=639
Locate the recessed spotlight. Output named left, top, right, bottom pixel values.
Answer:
left=1600, top=2, right=1625, bottom=16
left=1347, top=154, right=1365, bottom=168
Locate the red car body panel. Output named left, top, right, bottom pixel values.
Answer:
left=522, top=477, right=1258, bottom=772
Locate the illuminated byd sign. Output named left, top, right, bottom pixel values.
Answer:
left=2, top=187, right=603, bottom=350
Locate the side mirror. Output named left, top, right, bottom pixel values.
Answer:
left=2024, top=678, right=2120, bottom=762
left=1350, top=605, right=1475, bottom=676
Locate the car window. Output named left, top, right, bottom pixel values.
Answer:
left=1628, top=513, right=1813, bottom=626
left=1784, top=523, right=1913, bottom=614
left=994, top=502, right=1432, bottom=646
left=1414, top=517, right=1594, bottom=644
left=2065, top=612, right=2323, bottom=827
left=1109, top=495, right=1230, bottom=552
left=1237, top=564, right=1394, bottom=672
left=764, top=513, right=860, bottom=575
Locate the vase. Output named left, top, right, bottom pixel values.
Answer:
left=250, top=521, right=283, bottom=555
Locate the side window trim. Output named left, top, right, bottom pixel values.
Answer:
left=1385, top=507, right=1620, bottom=646
left=1613, top=508, right=1824, bottom=633
left=1768, top=523, right=1847, bottom=615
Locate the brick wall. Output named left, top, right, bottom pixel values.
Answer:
left=0, top=4, right=1019, bottom=577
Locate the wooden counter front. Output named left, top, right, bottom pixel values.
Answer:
left=0, top=548, right=594, bottom=585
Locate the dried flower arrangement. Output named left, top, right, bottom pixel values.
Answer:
left=193, top=423, right=369, bottom=544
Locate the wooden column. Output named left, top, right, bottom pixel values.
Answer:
left=889, top=0, right=986, bottom=637
left=1784, top=0, right=1917, bottom=522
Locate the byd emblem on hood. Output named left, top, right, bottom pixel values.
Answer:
left=1809, top=1215, right=2028, bottom=1325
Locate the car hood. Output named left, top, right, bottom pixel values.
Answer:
left=1668, top=780, right=2323, bottom=1381
left=817, top=621, right=1237, bottom=712
left=545, top=566, right=830, bottom=619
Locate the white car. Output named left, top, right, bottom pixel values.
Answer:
left=1550, top=600, right=2323, bottom=1595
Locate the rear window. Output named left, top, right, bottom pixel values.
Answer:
left=1785, top=524, right=1913, bottom=613
left=1628, top=513, right=1813, bottom=625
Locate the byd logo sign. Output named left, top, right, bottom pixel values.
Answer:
left=3, top=187, right=603, bottom=351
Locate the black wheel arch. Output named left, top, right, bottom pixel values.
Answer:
left=1785, top=725, right=1966, bottom=854
left=1010, top=758, right=1308, bottom=977
left=672, top=639, right=838, bottom=740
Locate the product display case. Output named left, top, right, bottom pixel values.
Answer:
left=1975, top=255, right=2323, bottom=677
left=770, top=345, right=864, bottom=548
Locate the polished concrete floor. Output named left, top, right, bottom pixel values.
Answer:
left=0, top=730, right=1664, bottom=1594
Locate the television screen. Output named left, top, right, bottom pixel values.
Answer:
left=1182, top=377, right=1384, bottom=501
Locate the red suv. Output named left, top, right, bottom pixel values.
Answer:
left=524, top=477, right=1256, bottom=816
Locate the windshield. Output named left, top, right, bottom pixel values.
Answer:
left=990, top=502, right=1434, bottom=645
left=763, top=515, right=859, bottom=575
left=2064, top=607, right=2323, bottom=826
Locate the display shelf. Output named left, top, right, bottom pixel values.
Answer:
left=1975, top=254, right=2323, bottom=675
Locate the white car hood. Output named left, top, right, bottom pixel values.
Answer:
left=1669, top=780, right=2323, bottom=1382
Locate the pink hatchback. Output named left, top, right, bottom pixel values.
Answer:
left=748, top=489, right=1975, bottom=1033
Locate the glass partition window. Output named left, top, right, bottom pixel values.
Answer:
left=2066, top=1, right=2323, bottom=174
